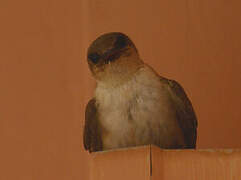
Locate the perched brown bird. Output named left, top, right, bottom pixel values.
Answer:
left=84, top=32, right=197, bottom=152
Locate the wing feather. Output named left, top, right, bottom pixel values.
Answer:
left=161, top=78, right=198, bottom=148
left=83, top=99, right=102, bottom=152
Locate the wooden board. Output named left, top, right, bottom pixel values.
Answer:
left=90, top=145, right=241, bottom=180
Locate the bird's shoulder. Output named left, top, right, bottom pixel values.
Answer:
left=160, top=77, right=193, bottom=109
left=85, top=98, right=97, bottom=120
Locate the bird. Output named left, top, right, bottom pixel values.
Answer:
left=83, top=32, right=197, bottom=152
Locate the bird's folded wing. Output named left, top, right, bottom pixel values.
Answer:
left=84, top=98, right=102, bottom=152
left=163, top=78, right=198, bottom=148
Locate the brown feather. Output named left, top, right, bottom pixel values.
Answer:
left=161, top=77, right=198, bottom=148
left=83, top=99, right=103, bottom=152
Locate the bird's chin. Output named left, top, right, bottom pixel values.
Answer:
left=91, top=55, right=144, bottom=86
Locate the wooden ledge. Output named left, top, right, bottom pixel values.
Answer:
left=90, top=145, right=241, bottom=180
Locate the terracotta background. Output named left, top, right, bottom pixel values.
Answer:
left=0, top=0, right=240, bottom=179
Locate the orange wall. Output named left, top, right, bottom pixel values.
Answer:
left=1, top=0, right=241, bottom=179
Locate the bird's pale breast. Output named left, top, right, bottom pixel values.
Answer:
left=95, top=66, right=185, bottom=150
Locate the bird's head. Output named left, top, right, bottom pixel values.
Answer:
left=87, top=32, right=143, bottom=85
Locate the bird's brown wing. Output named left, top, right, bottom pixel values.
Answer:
left=161, top=78, right=198, bottom=148
left=83, top=98, right=103, bottom=152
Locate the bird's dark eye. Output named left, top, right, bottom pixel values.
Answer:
left=88, top=53, right=101, bottom=64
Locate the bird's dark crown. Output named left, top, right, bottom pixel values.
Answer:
left=87, top=32, right=138, bottom=65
